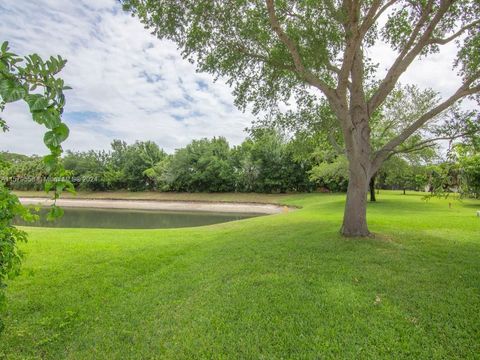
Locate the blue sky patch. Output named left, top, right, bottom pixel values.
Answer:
left=196, top=80, right=208, bottom=91
left=64, top=111, right=102, bottom=123
left=172, top=114, right=184, bottom=121
left=169, top=100, right=188, bottom=108
left=139, top=70, right=163, bottom=83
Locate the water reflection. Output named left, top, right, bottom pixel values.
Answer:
left=14, top=207, right=260, bottom=229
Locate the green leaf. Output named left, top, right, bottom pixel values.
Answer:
left=25, top=94, right=49, bottom=112
left=47, top=205, right=64, bottom=221
left=44, top=131, right=59, bottom=148
left=53, top=123, right=69, bottom=143
left=0, top=79, right=27, bottom=103
left=44, top=181, right=55, bottom=193
left=45, top=114, right=62, bottom=130
left=43, top=154, right=58, bottom=172
left=1, top=41, right=8, bottom=53
left=64, top=182, right=76, bottom=194
left=43, top=123, right=69, bottom=148
left=32, top=109, right=61, bottom=129
left=0, top=117, right=8, bottom=132
left=32, top=110, right=47, bottom=125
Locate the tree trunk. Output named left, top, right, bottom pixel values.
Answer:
left=369, top=174, right=376, bottom=202
left=339, top=44, right=372, bottom=237
left=341, top=163, right=370, bottom=237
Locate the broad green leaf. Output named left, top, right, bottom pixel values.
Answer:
left=64, top=182, right=76, bottom=194
left=53, top=123, right=69, bottom=143
left=0, top=79, right=26, bottom=103
left=44, top=181, right=55, bottom=193
left=44, top=113, right=62, bottom=129
left=43, top=130, right=60, bottom=148
left=43, top=154, right=58, bottom=172
left=32, top=109, right=61, bottom=129
left=25, top=94, right=49, bottom=112
left=43, top=124, right=69, bottom=148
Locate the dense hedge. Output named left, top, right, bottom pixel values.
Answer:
left=1, top=132, right=316, bottom=193
left=2, top=133, right=478, bottom=197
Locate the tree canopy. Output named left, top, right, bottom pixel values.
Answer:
left=123, top=0, right=479, bottom=236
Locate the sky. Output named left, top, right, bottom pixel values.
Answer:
left=0, top=0, right=470, bottom=155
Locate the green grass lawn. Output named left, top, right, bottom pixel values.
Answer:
left=1, top=191, right=479, bottom=359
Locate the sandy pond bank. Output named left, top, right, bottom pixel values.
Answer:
left=19, top=197, right=287, bottom=214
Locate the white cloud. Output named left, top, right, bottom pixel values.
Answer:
left=0, top=1, right=474, bottom=155
left=368, top=40, right=464, bottom=98
left=0, top=0, right=252, bottom=154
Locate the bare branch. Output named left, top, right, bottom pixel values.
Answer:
left=383, top=142, right=436, bottom=163
left=359, top=0, right=398, bottom=37
left=370, top=0, right=399, bottom=27
left=429, top=19, right=480, bottom=45
left=265, top=0, right=337, bottom=101
left=375, top=118, right=399, bottom=141
left=284, top=8, right=306, bottom=22
left=325, top=60, right=341, bottom=74
left=234, top=45, right=297, bottom=72
left=328, top=131, right=346, bottom=155
left=391, top=134, right=467, bottom=156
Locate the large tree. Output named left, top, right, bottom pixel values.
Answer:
left=123, top=0, right=480, bottom=236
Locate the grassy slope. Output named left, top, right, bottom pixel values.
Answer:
left=1, top=192, right=479, bottom=359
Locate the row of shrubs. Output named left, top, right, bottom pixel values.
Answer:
left=1, top=131, right=315, bottom=193
left=2, top=130, right=478, bottom=197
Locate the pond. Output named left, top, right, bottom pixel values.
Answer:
left=13, top=207, right=260, bottom=229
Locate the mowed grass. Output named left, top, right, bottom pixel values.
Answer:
left=1, top=192, right=479, bottom=359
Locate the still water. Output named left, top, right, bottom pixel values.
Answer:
left=14, top=207, right=260, bottom=229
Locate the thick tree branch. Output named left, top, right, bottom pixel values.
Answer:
left=325, top=60, right=341, bottom=74
left=368, top=0, right=450, bottom=113
left=361, top=0, right=383, bottom=29
left=371, top=81, right=480, bottom=173
left=265, top=0, right=337, bottom=102
left=337, top=0, right=362, bottom=94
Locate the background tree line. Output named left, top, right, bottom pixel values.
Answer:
left=1, top=129, right=478, bottom=198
